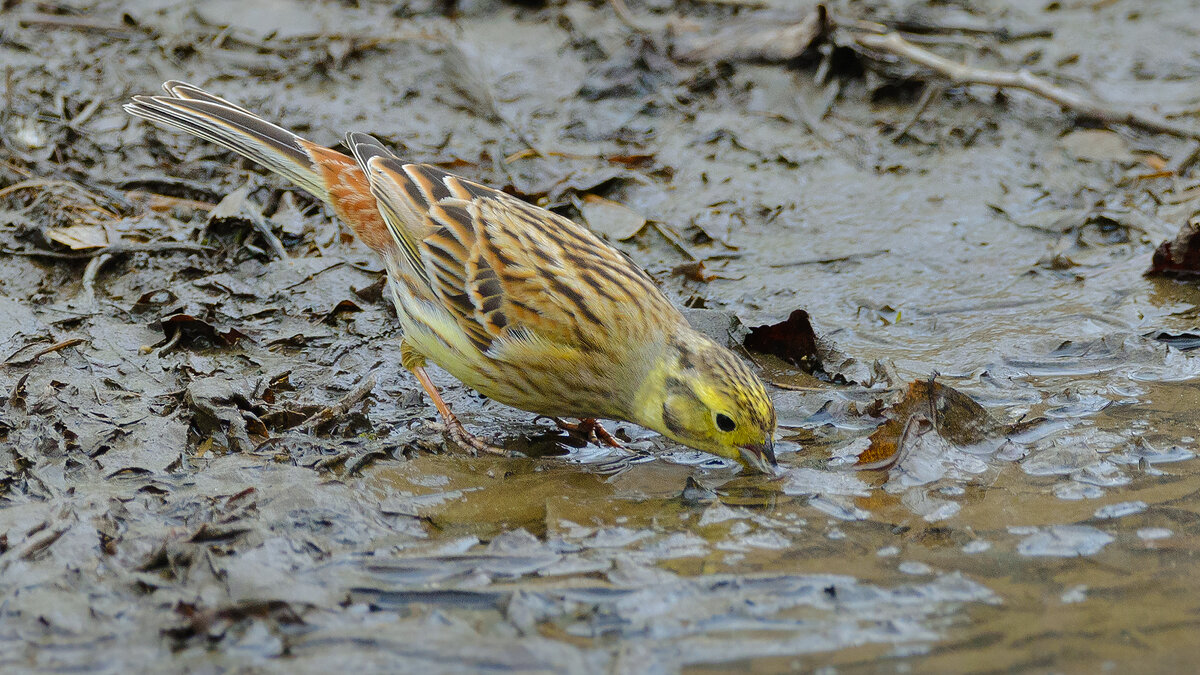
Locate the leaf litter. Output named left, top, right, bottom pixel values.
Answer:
left=4, top=0, right=1200, bottom=672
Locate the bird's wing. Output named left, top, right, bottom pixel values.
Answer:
left=348, top=138, right=678, bottom=356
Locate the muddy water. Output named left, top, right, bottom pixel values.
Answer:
left=3, top=0, right=1200, bottom=672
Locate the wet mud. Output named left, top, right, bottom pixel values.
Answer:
left=3, top=0, right=1200, bottom=672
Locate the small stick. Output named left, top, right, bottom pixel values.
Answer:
left=344, top=449, right=388, bottom=475
left=853, top=32, right=1200, bottom=141
left=4, top=241, right=211, bottom=259
left=0, top=178, right=110, bottom=203
left=1167, top=140, right=1200, bottom=176
left=67, top=97, right=103, bottom=131
left=768, top=249, right=889, bottom=268
left=298, top=375, right=376, bottom=432
left=156, top=326, right=183, bottom=357
left=78, top=253, right=112, bottom=307
left=125, top=190, right=218, bottom=212
left=880, top=18, right=1053, bottom=42
left=608, top=0, right=650, bottom=34
left=3, top=338, right=87, bottom=366
left=245, top=207, right=290, bottom=260
left=15, top=13, right=134, bottom=34
left=889, top=83, right=942, bottom=142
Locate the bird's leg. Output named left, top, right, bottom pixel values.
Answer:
left=410, top=365, right=508, bottom=457
left=553, top=417, right=623, bottom=448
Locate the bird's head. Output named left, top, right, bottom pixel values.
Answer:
left=635, top=328, right=777, bottom=473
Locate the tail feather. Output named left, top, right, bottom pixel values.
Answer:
left=124, top=83, right=330, bottom=203
left=160, top=80, right=260, bottom=116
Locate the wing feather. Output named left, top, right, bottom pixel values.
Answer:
left=354, top=144, right=681, bottom=358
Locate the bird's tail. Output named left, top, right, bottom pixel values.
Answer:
left=124, top=81, right=331, bottom=204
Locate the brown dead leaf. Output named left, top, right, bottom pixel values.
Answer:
left=744, top=310, right=820, bottom=371
left=317, top=299, right=363, bottom=324
left=606, top=154, right=657, bottom=169
left=856, top=378, right=999, bottom=470
left=671, top=261, right=716, bottom=282
left=1148, top=214, right=1200, bottom=276
left=158, top=313, right=250, bottom=349
left=1143, top=154, right=1168, bottom=171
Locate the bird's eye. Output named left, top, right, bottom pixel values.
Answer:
left=715, top=413, right=736, bottom=432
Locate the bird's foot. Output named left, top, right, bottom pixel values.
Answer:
left=552, top=417, right=623, bottom=448
left=441, top=414, right=510, bottom=457
left=410, top=365, right=510, bottom=457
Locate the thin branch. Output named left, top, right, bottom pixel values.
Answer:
left=1167, top=140, right=1200, bottom=176
left=0, top=178, right=110, bottom=203
left=853, top=31, right=1200, bottom=141
left=78, top=253, right=112, bottom=307
left=245, top=207, right=290, bottom=260
left=608, top=0, right=651, bottom=34
left=889, top=83, right=942, bottom=142
left=4, top=241, right=212, bottom=259
left=14, top=13, right=134, bottom=34
left=3, top=338, right=88, bottom=366
left=298, top=375, right=376, bottom=433
left=768, top=249, right=889, bottom=268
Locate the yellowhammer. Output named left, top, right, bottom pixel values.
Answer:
left=125, top=82, right=777, bottom=473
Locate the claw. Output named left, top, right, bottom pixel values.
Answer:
left=553, top=417, right=623, bottom=448
left=443, top=414, right=510, bottom=457
left=411, top=365, right=510, bottom=457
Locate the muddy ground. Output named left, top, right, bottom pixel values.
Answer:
left=3, top=0, right=1200, bottom=672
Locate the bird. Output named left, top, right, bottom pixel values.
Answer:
left=124, top=81, right=778, bottom=473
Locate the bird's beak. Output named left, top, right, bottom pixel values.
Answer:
left=738, top=439, right=777, bottom=475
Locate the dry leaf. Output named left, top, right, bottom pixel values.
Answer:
left=46, top=223, right=109, bottom=249
left=856, top=378, right=998, bottom=470
left=579, top=194, right=647, bottom=241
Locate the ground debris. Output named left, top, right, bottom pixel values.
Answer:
left=165, top=599, right=307, bottom=643
left=1148, top=213, right=1200, bottom=276
left=673, top=5, right=828, bottom=64
left=2, top=0, right=1199, bottom=669
left=156, top=310, right=251, bottom=352
left=744, top=309, right=885, bottom=386
left=854, top=378, right=1001, bottom=471
left=745, top=309, right=821, bottom=371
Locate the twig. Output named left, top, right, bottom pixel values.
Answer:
left=852, top=32, right=1200, bottom=141
left=78, top=253, right=112, bottom=307
left=0, top=178, right=110, bottom=203
left=768, top=249, right=889, bottom=268
left=608, top=0, right=650, bottom=34
left=889, top=83, right=942, bottom=142
left=1167, top=140, right=1200, bottom=176
left=344, top=449, right=388, bottom=475
left=442, top=43, right=547, bottom=159
left=675, top=6, right=827, bottom=63
left=4, top=241, right=212, bottom=259
left=650, top=222, right=698, bottom=261
left=15, top=13, right=134, bottom=34
left=126, top=190, right=218, bottom=212
left=156, top=326, right=183, bottom=357
left=685, top=0, right=768, bottom=7
left=3, top=338, right=87, bottom=366
left=67, top=97, right=103, bottom=131
left=298, top=375, right=376, bottom=433
left=15, top=527, right=70, bottom=560
left=245, top=207, right=289, bottom=260
left=880, top=18, right=1053, bottom=42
